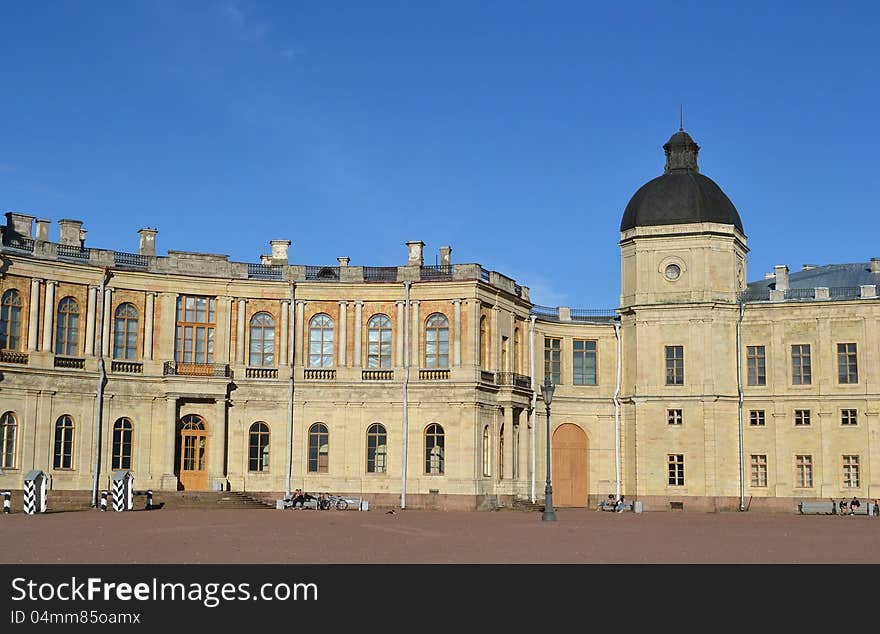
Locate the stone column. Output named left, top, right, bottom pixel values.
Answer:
left=101, top=287, right=113, bottom=357
left=503, top=406, right=514, bottom=481
left=353, top=301, right=363, bottom=367
left=27, top=279, right=41, bottom=351
left=165, top=397, right=178, bottom=482
left=157, top=293, right=177, bottom=362
left=217, top=297, right=232, bottom=364
left=237, top=298, right=247, bottom=365
left=143, top=292, right=155, bottom=360
left=295, top=301, right=305, bottom=367
left=41, top=280, right=56, bottom=352
left=492, top=305, right=501, bottom=372
left=395, top=300, right=405, bottom=367
left=279, top=300, right=289, bottom=367
left=411, top=300, right=420, bottom=368
left=470, top=299, right=481, bottom=368
left=452, top=299, right=462, bottom=367
left=338, top=301, right=348, bottom=366
left=85, top=285, right=98, bottom=357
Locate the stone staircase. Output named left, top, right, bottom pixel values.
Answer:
left=0, top=490, right=274, bottom=513
left=510, top=497, right=544, bottom=513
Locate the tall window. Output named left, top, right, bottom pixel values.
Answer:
left=498, top=423, right=504, bottom=480
left=425, top=313, right=449, bottom=368
left=425, top=423, right=444, bottom=475
left=175, top=296, right=216, bottom=363
left=841, top=409, right=858, bottom=426
left=513, top=328, right=521, bottom=374
left=249, top=422, right=270, bottom=472
left=111, top=418, right=133, bottom=470
left=367, top=314, right=392, bottom=368
left=573, top=339, right=597, bottom=385
left=842, top=455, right=860, bottom=488
left=791, top=344, right=811, bottom=385
left=512, top=423, right=520, bottom=480
left=308, top=423, right=329, bottom=473
left=0, top=289, right=22, bottom=350
left=749, top=410, right=766, bottom=426
left=249, top=312, right=275, bottom=367
left=667, top=409, right=683, bottom=426
left=795, top=455, right=813, bottom=488
left=366, top=423, right=387, bottom=474
left=794, top=409, right=811, bottom=426
left=750, top=454, right=767, bottom=487
left=746, top=345, right=766, bottom=386
left=501, top=336, right=509, bottom=372
left=113, top=303, right=139, bottom=360
left=55, top=297, right=79, bottom=356
left=479, top=316, right=488, bottom=369
left=837, top=343, right=858, bottom=384
left=667, top=454, right=685, bottom=486
left=54, top=415, right=75, bottom=469
left=665, top=345, right=684, bottom=385
left=544, top=337, right=561, bottom=384
left=482, top=425, right=491, bottom=477
left=0, top=411, right=16, bottom=469
left=308, top=314, right=334, bottom=367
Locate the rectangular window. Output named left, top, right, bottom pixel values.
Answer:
left=837, top=343, right=858, bottom=384
left=794, top=409, right=811, bottom=426
left=667, top=409, right=683, bottom=426
left=665, top=345, right=684, bottom=386
left=175, top=296, right=216, bottom=364
left=749, top=410, right=766, bottom=426
left=791, top=344, right=811, bottom=385
left=841, top=409, right=858, bottom=426
left=573, top=339, right=597, bottom=385
left=544, top=337, right=561, bottom=385
left=795, top=455, right=813, bottom=488
left=746, top=346, right=766, bottom=386
left=842, top=455, right=860, bottom=488
left=667, top=454, right=685, bottom=486
left=750, top=454, right=768, bottom=487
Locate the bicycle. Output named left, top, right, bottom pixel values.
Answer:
left=318, top=495, right=349, bottom=511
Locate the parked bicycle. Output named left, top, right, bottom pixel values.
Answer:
left=318, top=494, right=349, bottom=511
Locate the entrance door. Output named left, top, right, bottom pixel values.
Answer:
left=178, top=415, right=208, bottom=491
left=552, top=423, right=588, bottom=507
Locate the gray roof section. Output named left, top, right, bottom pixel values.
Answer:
left=746, top=262, right=880, bottom=292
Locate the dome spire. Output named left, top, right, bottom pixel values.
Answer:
left=663, top=128, right=699, bottom=173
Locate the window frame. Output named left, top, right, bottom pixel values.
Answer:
left=573, top=339, right=598, bottom=386
left=841, top=409, right=858, bottom=426
left=53, top=414, right=75, bottom=470
left=308, top=314, right=335, bottom=368
left=750, top=454, right=768, bottom=487
left=248, top=422, right=270, bottom=472
left=175, top=296, right=216, bottom=364
left=544, top=337, right=562, bottom=385
left=425, top=423, right=445, bottom=475
left=667, top=409, right=683, bottom=426
left=795, top=454, right=813, bottom=488
left=749, top=410, right=766, bottom=426
left=665, top=345, right=684, bottom=386
left=667, top=453, right=685, bottom=486
left=794, top=409, right=811, bottom=426
left=248, top=312, right=276, bottom=367
left=111, top=417, right=133, bottom=471
left=365, top=423, right=387, bottom=474
left=0, top=289, right=23, bottom=351
left=113, top=303, right=139, bottom=361
left=746, top=345, right=766, bottom=386
left=837, top=343, right=858, bottom=384
left=366, top=314, right=393, bottom=369
left=307, top=423, right=329, bottom=473
left=791, top=344, right=811, bottom=385
left=55, top=296, right=80, bottom=356
left=842, top=454, right=860, bottom=489
left=424, top=313, right=449, bottom=369
left=0, top=411, right=17, bottom=469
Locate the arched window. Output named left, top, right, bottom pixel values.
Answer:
left=308, top=314, right=334, bottom=368
left=55, top=297, right=79, bottom=356
left=111, top=418, right=133, bottom=470
left=482, top=424, right=491, bottom=477
left=425, top=423, right=444, bottom=475
left=0, top=289, right=23, bottom=350
left=366, top=423, right=387, bottom=473
left=308, top=423, right=329, bottom=473
left=249, top=312, right=275, bottom=367
left=367, top=314, right=392, bottom=368
left=499, top=423, right=504, bottom=480
left=425, top=313, right=449, bottom=368
left=249, top=422, right=270, bottom=472
left=512, top=423, right=520, bottom=480
left=113, top=303, right=139, bottom=360
left=54, top=415, right=75, bottom=469
left=479, top=315, right=488, bottom=369
left=514, top=327, right=522, bottom=374
left=0, top=411, right=17, bottom=469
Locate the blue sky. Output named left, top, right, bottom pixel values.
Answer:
left=1, top=1, right=877, bottom=308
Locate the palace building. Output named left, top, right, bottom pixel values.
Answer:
left=0, top=128, right=877, bottom=511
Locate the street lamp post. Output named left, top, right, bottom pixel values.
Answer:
left=540, top=378, right=557, bottom=521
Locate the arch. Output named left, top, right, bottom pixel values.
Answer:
left=55, top=296, right=79, bottom=356
left=249, top=312, right=275, bottom=367
left=367, top=314, right=392, bottom=368
left=308, top=314, right=334, bottom=367
left=54, top=414, right=75, bottom=469
left=425, top=423, right=445, bottom=475
left=113, top=303, right=139, bottom=360
left=366, top=422, right=387, bottom=473
left=0, top=289, right=23, bottom=350
left=425, top=313, right=449, bottom=368
left=111, top=417, right=133, bottom=470
left=308, top=423, right=329, bottom=473
left=0, top=411, right=17, bottom=469
left=551, top=423, right=589, bottom=507
left=177, top=414, right=208, bottom=490
left=249, top=421, right=270, bottom=472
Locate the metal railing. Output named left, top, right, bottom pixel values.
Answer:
left=246, top=367, right=279, bottom=379
left=57, top=244, right=90, bottom=261
left=739, top=286, right=872, bottom=303
left=163, top=361, right=230, bottom=377
left=54, top=356, right=85, bottom=369
left=304, top=368, right=336, bottom=380
left=111, top=361, right=143, bottom=373
left=480, top=268, right=491, bottom=282
left=1, top=235, right=34, bottom=253
left=419, top=369, right=450, bottom=380
left=0, top=350, right=28, bottom=364
left=247, top=264, right=283, bottom=280
left=830, top=286, right=861, bottom=299
left=362, top=369, right=394, bottom=380
left=530, top=305, right=560, bottom=319
left=363, top=267, right=398, bottom=282
left=113, top=251, right=149, bottom=269
left=305, top=266, right=340, bottom=281
left=784, top=288, right=814, bottom=300
left=737, top=289, right=771, bottom=302
left=420, top=265, right=453, bottom=280
left=480, top=370, right=495, bottom=383
left=571, top=308, right=617, bottom=320
left=495, top=372, right=531, bottom=389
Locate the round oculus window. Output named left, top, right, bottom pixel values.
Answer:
left=665, top=263, right=681, bottom=281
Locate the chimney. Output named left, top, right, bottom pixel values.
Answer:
left=260, top=254, right=273, bottom=265
left=58, top=219, right=84, bottom=246
left=773, top=265, right=789, bottom=291
left=35, top=218, right=50, bottom=242
left=270, top=239, right=291, bottom=264
left=406, top=241, right=425, bottom=266
left=5, top=212, right=35, bottom=238
left=802, top=264, right=817, bottom=271
left=871, top=258, right=880, bottom=274
left=337, top=257, right=350, bottom=267
left=439, top=246, right=452, bottom=268
left=138, top=228, right=158, bottom=256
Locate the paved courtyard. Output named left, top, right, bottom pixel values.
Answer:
left=4, top=508, right=880, bottom=564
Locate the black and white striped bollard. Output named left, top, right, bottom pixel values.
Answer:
left=2, top=491, right=9, bottom=514
left=100, top=490, right=108, bottom=512
left=146, top=490, right=153, bottom=510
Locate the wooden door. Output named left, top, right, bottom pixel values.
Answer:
left=178, top=415, right=208, bottom=491
left=552, top=423, right=588, bottom=507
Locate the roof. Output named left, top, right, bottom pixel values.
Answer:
left=745, top=262, right=880, bottom=293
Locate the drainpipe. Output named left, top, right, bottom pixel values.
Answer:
left=737, top=302, right=746, bottom=512
left=528, top=315, right=537, bottom=503
left=613, top=319, right=622, bottom=503
left=285, top=282, right=296, bottom=499
left=401, top=281, right=411, bottom=509
left=91, top=267, right=111, bottom=507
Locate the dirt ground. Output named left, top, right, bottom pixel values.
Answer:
left=3, top=507, right=880, bottom=564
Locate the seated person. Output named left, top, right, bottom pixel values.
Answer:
left=839, top=499, right=849, bottom=515
left=600, top=494, right=615, bottom=510
left=850, top=497, right=861, bottom=515
left=616, top=495, right=626, bottom=513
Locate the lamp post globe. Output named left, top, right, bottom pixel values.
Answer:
left=540, top=378, right=557, bottom=521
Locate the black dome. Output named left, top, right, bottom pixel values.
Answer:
left=620, top=130, right=743, bottom=233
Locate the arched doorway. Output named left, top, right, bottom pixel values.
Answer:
left=552, top=423, right=588, bottom=507
left=178, top=415, right=208, bottom=491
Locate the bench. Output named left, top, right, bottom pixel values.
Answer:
left=839, top=502, right=877, bottom=516
left=798, top=501, right=836, bottom=515
left=599, top=500, right=633, bottom=512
